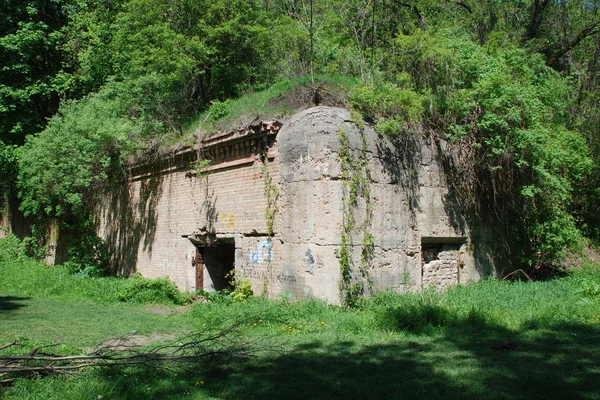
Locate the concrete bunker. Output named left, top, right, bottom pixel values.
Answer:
left=95, top=106, right=497, bottom=303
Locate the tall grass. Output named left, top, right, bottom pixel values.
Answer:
left=0, top=234, right=189, bottom=305
left=370, top=277, right=600, bottom=334
left=181, top=75, right=359, bottom=136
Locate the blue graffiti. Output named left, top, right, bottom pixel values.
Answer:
left=249, top=240, right=274, bottom=264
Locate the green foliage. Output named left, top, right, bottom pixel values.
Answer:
left=19, top=223, right=49, bottom=260
left=572, top=264, right=600, bottom=302
left=190, top=158, right=212, bottom=178
left=379, top=29, right=593, bottom=265
left=183, top=75, right=359, bottom=135
left=576, top=276, right=600, bottom=302
left=0, top=0, right=70, bottom=145
left=0, top=233, right=20, bottom=263
left=262, top=157, right=279, bottom=238
left=337, top=127, right=374, bottom=307
left=62, top=219, right=110, bottom=277
left=372, top=274, right=600, bottom=333
left=2, top=0, right=600, bottom=273
left=207, top=99, right=231, bottom=121
left=3, top=239, right=600, bottom=400
left=0, top=235, right=189, bottom=306
left=107, top=0, right=210, bottom=128
left=231, top=278, right=254, bottom=302
left=0, top=140, right=18, bottom=199
left=195, top=271, right=254, bottom=303
left=350, top=82, right=424, bottom=133
left=18, top=87, right=139, bottom=221
left=116, top=276, right=188, bottom=305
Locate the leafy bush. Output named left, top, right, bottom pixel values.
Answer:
left=116, top=276, right=189, bottom=305
left=572, top=264, right=600, bottom=302
left=382, top=30, right=593, bottom=266
left=350, top=83, right=424, bottom=132
left=194, top=271, right=254, bottom=303
left=18, top=88, right=139, bottom=221
left=0, top=233, right=21, bottom=263
left=231, top=278, right=254, bottom=302
left=63, top=226, right=110, bottom=277
left=0, top=140, right=17, bottom=199
left=208, top=99, right=231, bottom=120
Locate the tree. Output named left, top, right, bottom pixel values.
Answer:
left=0, top=0, right=72, bottom=145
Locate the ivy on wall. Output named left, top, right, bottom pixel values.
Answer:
left=260, top=153, right=280, bottom=295
left=261, top=153, right=279, bottom=238
left=337, top=127, right=374, bottom=307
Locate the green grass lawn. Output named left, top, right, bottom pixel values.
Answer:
left=1, top=296, right=191, bottom=346
left=2, top=235, right=600, bottom=399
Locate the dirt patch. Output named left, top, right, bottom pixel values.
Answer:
left=268, top=82, right=348, bottom=114
left=144, top=305, right=190, bottom=316
left=564, top=244, right=600, bottom=270
left=99, top=333, right=178, bottom=349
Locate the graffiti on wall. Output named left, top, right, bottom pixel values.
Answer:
left=249, top=240, right=274, bottom=264
left=242, top=268, right=297, bottom=284
left=219, top=211, right=263, bottom=230
left=221, top=212, right=235, bottom=229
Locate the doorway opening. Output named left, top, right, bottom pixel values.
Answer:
left=195, top=240, right=235, bottom=292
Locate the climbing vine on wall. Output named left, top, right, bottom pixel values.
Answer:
left=261, top=153, right=279, bottom=238
left=337, top=127, right=374, bottom=307
left=261, top=153, right=279, bottom=295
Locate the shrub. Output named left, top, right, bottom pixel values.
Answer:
left=62, top=219, right=110, bottom=277
left=116, top=276, right=189, bottom=305
left=208, top=99, right=231, bottom=120
left=0, top=233, right=21, bottom=263
left=17, top=89, right=139, bottom=222
left=350, top=82, right=423, bottom=129
left=194, top=271, right=254, bottom=303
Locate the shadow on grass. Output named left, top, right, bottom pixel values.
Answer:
left=92, top=312, right=600, bottom=400
left=0, top=296, right=30, bottom=312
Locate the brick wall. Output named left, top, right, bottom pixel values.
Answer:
left=97, top=122, right=282, bottom=293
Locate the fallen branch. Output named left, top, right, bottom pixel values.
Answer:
left=502, top=269, right=533, bottom=282
left=0, top=322, right=258, bottom=384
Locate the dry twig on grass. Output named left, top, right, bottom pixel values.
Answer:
left=0, top=322, right=255, bottom=386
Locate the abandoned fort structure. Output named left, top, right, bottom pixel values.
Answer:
left=91, top=106, right=497, bottom=303
left=0, top=106, right=499, bottom=302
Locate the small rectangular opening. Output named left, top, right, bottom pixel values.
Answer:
left=421, top=237, right=465, bottom=290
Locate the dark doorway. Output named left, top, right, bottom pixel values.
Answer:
left=195, top=242, right=235, bottom=292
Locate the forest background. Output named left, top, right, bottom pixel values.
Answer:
left=1, top=0, right=599, bottom=274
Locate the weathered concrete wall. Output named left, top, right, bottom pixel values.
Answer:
left=276, top=107, right=492, bottom=302
left=96, top=106, right=496, bottom=302
left=0, top=193, right=31, bottom=240
left=0, top=201, right=8, bottom=239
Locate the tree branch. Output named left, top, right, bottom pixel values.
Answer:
left=448, top=0, right=472, bottom=14
left=523, top=0, right=550, bottom=43
left=0, top=322, right=262, bottom=384
left=548, top=20, right=600, bottom=67
left=394, top=1, right=426, bottom=30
